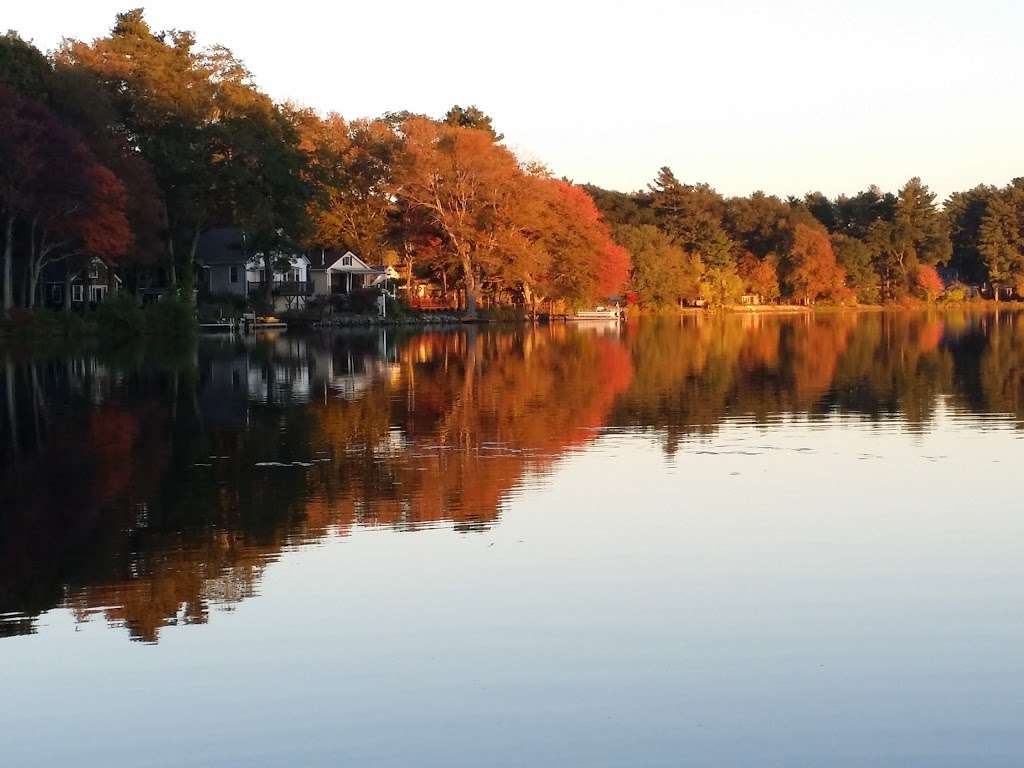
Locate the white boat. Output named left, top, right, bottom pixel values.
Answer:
left=572, top=306, right=622, bottom=321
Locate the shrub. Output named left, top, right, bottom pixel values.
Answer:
left=348, top=288, right=383, bottom=314
left=145, top=295, right=196, bottom=338
left=478, top=305, right=525, bottom=322
left=941, top=282, right=968, bottom=303
left=94, top=292, right=146, bottom=340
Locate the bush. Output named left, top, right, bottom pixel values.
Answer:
left=941, top=282, right=968, bottom=303
left=478, top=305, right=525, bottom=322
left=145, top=295, right=196, bottom=338
left=95, top=292, right=146, bottom=340
left=348, top=288, right=383, bottom=314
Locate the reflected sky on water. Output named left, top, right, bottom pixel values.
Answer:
left=1, top=312, right=1023, bottom=766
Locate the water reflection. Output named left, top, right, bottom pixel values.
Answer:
left=1, top=311, right=1022, bottom=642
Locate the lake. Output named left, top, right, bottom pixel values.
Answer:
left=2, top=312, right=1023, bottom=767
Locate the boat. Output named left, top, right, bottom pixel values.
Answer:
left=571, top=306, right=622, bottom=321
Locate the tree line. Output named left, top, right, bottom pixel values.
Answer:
left=3, top=9, right=1023, bottom=319
left=587, top=170, right=1024, bottom=307
left=0, top=10, right=627, bottom=319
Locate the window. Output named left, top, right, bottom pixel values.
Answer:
left=229, top=266, right=239, bottom=284
left=72, top=284, right=84, bottom=302
left=87, top=262, right=99, bottom=279
left=342, top=255, right=352, bottom=266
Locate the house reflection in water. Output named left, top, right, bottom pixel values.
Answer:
left=4, top=311, right=1021, bottom=642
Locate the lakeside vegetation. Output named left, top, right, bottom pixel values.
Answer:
left=2, top=9, right=1023, bottom=327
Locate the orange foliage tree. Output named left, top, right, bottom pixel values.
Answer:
left=786, top=223, right=849, bottom=304
left=392, top=117, right=524, bottom=318
left=738, top=251, right=780, bottom=302
left=915, top=264, right=944, bottom=302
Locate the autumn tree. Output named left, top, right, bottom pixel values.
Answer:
left=295, top=110, right=397, bottom=260
left=787, top=223, right=847, bottom=304
left=0, top=85, right=131, bottom=314
left=529, top=179, right=630, bottom=307
left=392, top=118, right=524, bottom=317
left=618, top=224, right=702, bottom=307
left=59, top=11, right=214, bottom=290
left=738, top=252, right=780, bottom=302
left=914, top=265, right=943, bottom=302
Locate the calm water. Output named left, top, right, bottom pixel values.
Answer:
left=2, top=312, right=1023, bottom=767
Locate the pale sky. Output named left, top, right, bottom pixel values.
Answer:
left=7, top=0, right=1023, bottom=200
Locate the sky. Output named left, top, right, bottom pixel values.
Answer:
left=7, top=0, right=1023, bottom=200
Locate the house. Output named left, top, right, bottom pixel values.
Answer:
left=197, top=227, right=312, bottom=313
left=41, top=257, right=121, bottom=310
left=198, top=227, right=248, bottom=300
left=308, top=250, right=394, bottom=297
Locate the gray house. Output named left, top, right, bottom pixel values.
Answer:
left=198, top=227, right=311, bottom=312
left=198, top=228, right=248, bottom=298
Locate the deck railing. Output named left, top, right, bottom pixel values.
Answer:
left=247, top=281, right=313, bottom=296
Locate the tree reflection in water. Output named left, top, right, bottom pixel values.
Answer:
left=0, top=311, right=1021, bottom=641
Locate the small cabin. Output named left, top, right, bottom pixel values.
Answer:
left=41, top=257, right=121, bottom=310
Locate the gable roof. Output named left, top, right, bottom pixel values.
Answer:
left=197, top=227, right=246, bottom=266
left=325, top=251, right=384, bottom=275
left=40, top=256, right=122, bottom=283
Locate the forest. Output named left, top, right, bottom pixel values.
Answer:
left=2, top=9, right=1023, bottom=322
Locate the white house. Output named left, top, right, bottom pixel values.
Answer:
left=245, top=253, right=311, bottom=313
left=309, top=250, right=392, bottom=296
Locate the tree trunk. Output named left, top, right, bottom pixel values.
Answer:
left=167, top=229, right=177, bottom=290
left=2, top=214, right=14, bottom=318
left=29, top=263, right=40, bottom=310
left=179, top=227, right=200, bottom=306
left=21, top=258, right=31, bottom=308
left=461, top=253, right=477, bottom=319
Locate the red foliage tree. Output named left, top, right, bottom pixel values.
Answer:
left=0, top=84, right=132, bottom=310
left=915, top=265, right=944, bottom=302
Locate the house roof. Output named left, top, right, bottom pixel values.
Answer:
left=197, top=227, right=246, bottom=266
left=308, top=250, right=336, bottom=270
left=40, top=256, right=121, bottom=283
left=325, top=251, right=385, bottom=276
